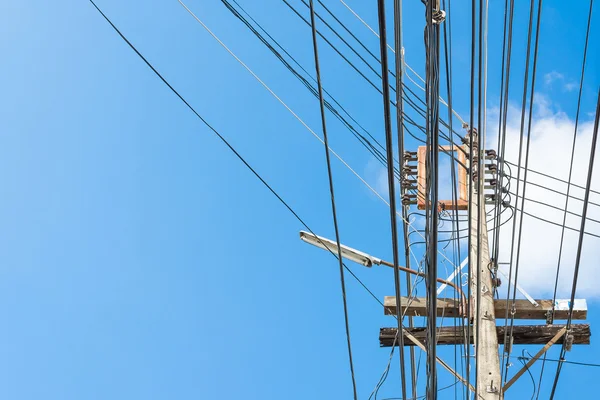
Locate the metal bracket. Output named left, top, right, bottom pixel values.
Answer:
left=432, top=9, right=446, bottom=24
left=483, top=310, right=495, bottom=321
left=486, top=381, right=499, bottom=393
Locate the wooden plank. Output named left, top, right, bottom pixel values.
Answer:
left=416, top=145, right=469, bottom=210
left=384, top=296, right=462, bottom=317
left=383, top=297, right=588, bottom=320
left=502, top=327, right=566, bottom=392
left=379, top=324, right=591, bottom=347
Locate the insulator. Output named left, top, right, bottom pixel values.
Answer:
left=502, top=200, right=511, bottom=208
left=486, top=163, right=498, bottom=172
left=486, top=179, right=498, bottom=186
left=492, top=277, right=502, bottom=288
left=485, top=149, right=497, bottom=159
left=565, top=334, right=574, bottom=352
left=402, top=167, right=415, bottom=175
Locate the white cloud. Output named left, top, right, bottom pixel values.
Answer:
left=544, top=71, right=564, bottom=86
left=564, top=82, right=578, bottom=92
left=543, top=70, right=578, bottom=93
left=363, top=98, right=600, bottom=299
left=487, top=96, right=600, bottom=298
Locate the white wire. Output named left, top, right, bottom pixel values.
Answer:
left=178, top=0, right=461, bottom=271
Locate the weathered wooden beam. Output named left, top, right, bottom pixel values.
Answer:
left=383, top=296, right=588, bottom=320
left=379, top=324, right=590, bottom=347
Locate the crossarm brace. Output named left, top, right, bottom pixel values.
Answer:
left=502, top=326, right=567, bottom=392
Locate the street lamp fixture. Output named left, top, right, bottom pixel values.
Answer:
left=299, top=230, right=381, bottom=267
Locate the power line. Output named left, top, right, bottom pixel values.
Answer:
left=219, top=0, right=394, bottom=177
left=549, top=89, right=600, bottom=399
left=500, top=0, right=538, bottom=381
left=504, top=160, right=600, bottom=198
left=376, top=0, right=407, bottom=397
left=87, top=0, right=387, bottom=344
left=307, top=1, right=358, bottom=397
left=177, top=0, right=425, bottom=238
left=538, top=1, right=594, bottom=394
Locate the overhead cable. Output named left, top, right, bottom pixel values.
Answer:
left=307, top=1, right=358, bottom=397
left=549, top=89, right=600, bottom=399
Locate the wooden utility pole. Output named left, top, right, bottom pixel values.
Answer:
left=470, top=157, right=502, bottom=398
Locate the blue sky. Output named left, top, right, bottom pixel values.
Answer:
left=1, top=0, right=600, bottom=399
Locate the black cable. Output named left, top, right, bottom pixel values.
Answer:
left=88, top=0, right=388, bottom=351
left=504, top=160, right=600, bottom=198
left=300, top=0, right=381, bottom=78
left=498, top=0, right=516, bottom=380
left=506, top=173, right=600, bottom=208
left=282, top=0, right=468, bottom=148
left=393, top=0, right=418, bottom=396
left=519, top=350, right=537, bottom=400
left=467, top=0, right=476, bottom=391
left=441, top=2, right=466, bottom=395
left=491, top=0, right=510, bottom=271
left=501, top=0, right=537, bottom=381
left=424, top=2, right=440, bottom=396
left=510, top=191, right=600, bottom=225
left=376, top=0, right=407, bottom=397
left=550, top=89, right=600, bottom=399
left=518, top=356, right=600, bottom=368
left=408, top=206, right=515, bottom=246
left=475, top=0, right=484, bottom=392
left=307, top=2, right=358, bottom=398
left=222, top=0, right=392, bottom=172
left=505, top=0, right=543, bottom=383
left=537, top=3, right=594, bottom=395
left=316, top=0, right=381, bottom=65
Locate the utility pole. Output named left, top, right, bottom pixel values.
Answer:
left=469, top=131, right=502, bottom=398
left=298, top=128, right=592, bottom=399
left=376, top=140, right=590, bottom=398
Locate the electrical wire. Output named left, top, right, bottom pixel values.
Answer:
left=501, top=0, right=538, bottom=381
left=307, top=1, right=358, bottom=397
left=519, top=350, right=537, bottom=400
left=549, top=89, right=600, bottom=399
left=537, top=2, right=594, bottom=395
left=376, top=0, right=407, bottom=397
left=505, top=1, right=543, bottom=381
left=504, top=160, right=600, bottom=198
left=338, top=0, right=467, bottom=127
left=284, top=0, right=468, bottom=149
left=88, top=0, right=387, bottom=355
left=498, top=0, right=517, bottom=381
left=392, top=0, right=418, bottom=396
left=423, top=1, right=441, bottom=396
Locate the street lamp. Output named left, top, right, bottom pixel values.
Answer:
left=299, top=230, right=381, bottom=267
left=299, top=230, right=467, bottom=315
